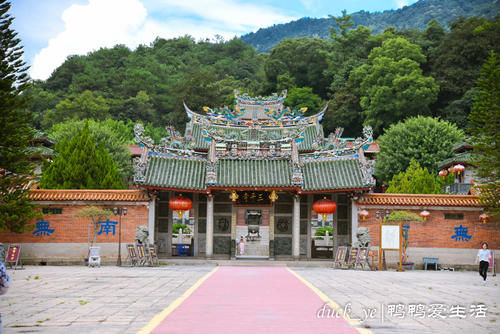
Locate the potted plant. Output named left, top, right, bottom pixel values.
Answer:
left=314, top=226, right=333, bottom=247
left=385, top=211, right=423, bottom=270
left=172, top=223, right=192, bottom=244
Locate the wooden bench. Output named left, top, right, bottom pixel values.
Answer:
left=423, top=257, right=439, bottom=270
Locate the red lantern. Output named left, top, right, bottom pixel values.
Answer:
left=448, top=166, right=455, bottom=174
left=313, top=197, right=337, bottom=222
left=419, top=210, right=430, bottom=221
left=479, top=213, right=490, bottom=224
left=359, top=210, right=369, bottom=220
left=439, top=170, right=448, bottom=179
left=454, top=164, right=465, bottom=175
left=169, top=194, right=192, bottom=218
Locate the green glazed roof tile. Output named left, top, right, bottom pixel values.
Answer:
left=437, top=152, right=473, bottom=169
left=142, top=156, right=206, bottom=190
left=302, top=158, right=365, bottom=191
left=216, top=159, right=292, bottom=187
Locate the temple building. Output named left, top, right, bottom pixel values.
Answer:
left=133, top=90, right=375, bottom=259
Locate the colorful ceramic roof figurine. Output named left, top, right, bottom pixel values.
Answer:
left=133, top=90, right=375, bottom=193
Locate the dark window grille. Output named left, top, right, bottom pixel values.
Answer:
left=42, top=208, right=63, bottom=214
left=444, top=213, right=464, bottom=220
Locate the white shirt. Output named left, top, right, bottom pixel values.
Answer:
left=477, top=249, right=491, bottom=262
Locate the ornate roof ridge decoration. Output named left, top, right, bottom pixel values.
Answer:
left=234, top=89, right=287, bottom=105
left=217, top=155, right=293, bottom=161
left=301, top=153, right=360, bottom=163
left=184, top=101, right=328, bottom=128
left=133, top=123, right=202, bottom=183
left=200, top=120, right=309, bottom=144
left=303, top=126, right=373, bottom=159
left=134, top=124, right=197, bottom=156
left=358, top=193, right=481, bottom=207
left=28, top=189, right=150, bottom=202
left=147, top=151, right=207, bottom=162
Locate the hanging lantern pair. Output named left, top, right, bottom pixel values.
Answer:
left=313, top=197, right=337, bottom=222
left=169, top=194, right=192, bottom=218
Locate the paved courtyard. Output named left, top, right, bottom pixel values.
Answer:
left=0, top=264, right=498, bottom=333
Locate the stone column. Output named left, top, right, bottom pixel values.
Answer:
left=351, top=198, right=358, bottom=246
left=333, top=195, right=338, bottom=259
left=205, top=194, right=214, bottom=258
left=292, top=194, right=300, bottom=259
left=147, top=195, right=156, bottom=245
left=193, top=193, right=199, bottom=257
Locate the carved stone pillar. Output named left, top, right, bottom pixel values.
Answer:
left=205, top=194, right=214, bottom=258
left=292, top=194, right=300, bottom=259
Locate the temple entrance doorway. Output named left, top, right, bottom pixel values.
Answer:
left=235, top=207, right=270, bottom=259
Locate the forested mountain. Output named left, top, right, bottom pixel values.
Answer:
left=241, top=0, right=500, bottom=53
left=25, top=13, right=499, bottom=184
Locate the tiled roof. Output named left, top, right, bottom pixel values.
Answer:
left=302, top=158, right=367, bottom=191
left=216, top=159, right=292, bottom=188
left=190, top=123, right=318, bottom=151
left=437, top=152, right=473, bottom=169
left=141, top=155, right=207, bottom=190
left=28, top=189, right=150, bottom=202
left=358, top=193, right=481, bottom=207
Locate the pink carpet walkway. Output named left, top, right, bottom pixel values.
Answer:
left=152, top=266, right=360, bottom=334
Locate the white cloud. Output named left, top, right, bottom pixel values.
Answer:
left=30, top=0, right=295, bottom=80
left=396, top=0, right=411, bottom=8
left=31, top=0, right=147, bottom=80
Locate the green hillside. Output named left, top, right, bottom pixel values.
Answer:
left=241, top=0, right=500, bottom=53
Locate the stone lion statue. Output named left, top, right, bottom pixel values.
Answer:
left=355, top=227, right=371, bottom=248
left=135, top=225, right=150, bottom=247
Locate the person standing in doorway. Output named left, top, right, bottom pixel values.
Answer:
left=475, top=242, right=492, bottom=284
left=239, top=236, right=245, bottom=256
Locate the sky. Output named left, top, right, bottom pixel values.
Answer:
left=10, top=0, right=417, bottom=80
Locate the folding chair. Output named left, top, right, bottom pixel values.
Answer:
left=367, top=249, right=379, bottom=270
left=346, top=247, right=359, bottom=269
left=148, top=244, right=159, bottom=266
left=333, top=246, right=348, bottom=269
left=126, top=244, right=139, bottom=266
left=136, top=244, right=150, bottom=266
left=6, top=244, right=24, bottom=270
left=355, top=247, right=369, bottom=270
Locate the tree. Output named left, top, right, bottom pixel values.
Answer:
left=284, top=87, right=323, bottom=114
left=468, top=51, right=500, bottom=217
left=41, top=90, right=111, bottom=129
left=264, top=38, right=331, bottom=98
left=75, top=206, right=112, bottom=254
left=429, top=16, right=500, bottom=127
left=375, top=116, right=464, bottom=184
left=48, top=119, right=134, bottom=181
left=0, top=0, right=41, bottom=233
left=40, top=122, right=126, bottom=189
left=353, top=37, right=439, bottom=136
left=386, top=159, right=445, bottom=194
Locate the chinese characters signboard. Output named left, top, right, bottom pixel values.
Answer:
left=235, top=191, right=271, bottom=206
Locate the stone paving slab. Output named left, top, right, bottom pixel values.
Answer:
left=1, top=265, right=499, bottom=334
left=292, top=268, right=500, bottom=334
left=0, top=265, right=214, bottom=334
